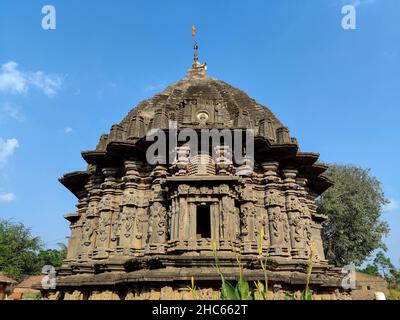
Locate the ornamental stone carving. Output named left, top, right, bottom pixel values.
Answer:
left=56, top=58, right=342, bottom=300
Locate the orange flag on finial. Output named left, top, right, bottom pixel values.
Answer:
left=192, top=25, right=196, bottom=38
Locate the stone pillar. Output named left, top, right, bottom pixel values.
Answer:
left=170, top=197, right=179, bottom=241
left=262, top=162, right=290, bottom=257
left=94, top=168, right=120, bottom=259
left=296, top=177, right=313, bottom=259
left=66, top=218, right=81, bottom=262
left=80, top=215, right=98, bottom=260
left=65, top=196, right=87, bottom=262
left=117, top=161, right=145, bottom=255
left=79, top=176, right=102, bottom=261
left=240, top=181, right=258, bottom=253
left=146, top=160, right=168, bottom=254
left=220, top=193, right=237, bottom=240
left=283, top=169, right=307, bottom=259
left=147, top=201, right=168, bottom=253
left=116, top=204, right=136, bottom=254
left=189, top=202, right=197, bottom=241
left=177, top=184, right=190, bottom=240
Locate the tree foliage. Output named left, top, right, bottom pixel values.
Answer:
left=317, top=164, right=390, bottom=267
left=0, top=219, right=67, bottom=280
left=0, top=219, right=42, bottom=280
left=37, top=243, right=67, bottom=269
left=361, top=252, right=400, bottom=290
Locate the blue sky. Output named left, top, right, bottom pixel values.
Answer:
left=0, top=0, right=399, bottom=266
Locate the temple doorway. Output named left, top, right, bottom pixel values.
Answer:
left=196, top=204, right=211, bottom=238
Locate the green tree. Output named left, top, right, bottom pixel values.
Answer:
left=370, top=252, right=400, bottom=290
left=373, top=251, right=394, bottom=278
left=317, top=164, right=390, bottom=266
left=361, top=264, right=380, bottom=276
left=0, top=219, right=43, bottom=280
left=37, top=243, right=67, bottom=268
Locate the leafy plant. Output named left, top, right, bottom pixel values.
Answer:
left=187, top=276, right=199, bottom=299
left=300, top=244, right=316, bottom=300
left=284, top=293, right=296, bottom=300
left=236, top=255, right=250, bottom=300
left=256, top=227, right=269, bottom=300
left=23, top=293, right=42, bottom=300
left=212, top=240, right=250, bottom=300
left=209, top=240, right=318, bottom=301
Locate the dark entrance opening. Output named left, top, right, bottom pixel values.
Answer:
left=196, top=205, right=211, bottom=238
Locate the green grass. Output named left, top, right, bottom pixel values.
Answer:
left=388, top=289, right=400, bottom=300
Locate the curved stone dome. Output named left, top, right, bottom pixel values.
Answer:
left=97, top=66, right=292, bottom=151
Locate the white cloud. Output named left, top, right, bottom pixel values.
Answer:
left=383, top=199, right=399, bottom=213
left=0, top=61, right=27, bottom=94
left=0, top=138, right=19, bottom=166
left=0, top=61, right=63, bottom=97
left=0, top=193, right=16, bottom=202
left=0, top=103, right=24, bottom=122
left=29, top=71, right=63, bottom=97
left=64, top=127, right=73, bottom=134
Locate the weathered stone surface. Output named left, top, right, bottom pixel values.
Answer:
left=53, top=57, right=347, bottom=300
left=350, top=272, right=389, bottom=300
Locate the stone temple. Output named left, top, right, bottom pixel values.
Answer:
left=48, top=44, right=348, bottom=300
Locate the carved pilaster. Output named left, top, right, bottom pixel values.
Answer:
left=283, top=169, right=308, bottom=259
left=262, top=162, right=290, bottom=257
left=239, top=180, right=258, bottom=253
left=147, top=201, right=168, bottom=254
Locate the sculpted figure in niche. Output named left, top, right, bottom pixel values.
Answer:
left=117, top=207, right=136, bottom=247
left=148, top=202, right=167, bottom=244
left=240, top=202, right=256, bottom=241
left=82, top=218, right=96, bottom=246
left=291, top=214, right=304, bottom=243
left=97, top=212, right=111, bottom=245
left=220, top=197, right=232, bottom=239
left=281, top=211, right=290, bottom=246
left=269, top=210, right=280, bottom=239
left=133, top=208, right=148, bottom=248
left=266, top=192, right=286, bottom=247
left=110, top=211, right=120, bottom=244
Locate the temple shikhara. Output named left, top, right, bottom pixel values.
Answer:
left=47, top=37, right=349, bottom=300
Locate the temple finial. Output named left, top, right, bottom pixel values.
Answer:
left=191, top=25, right=207, bottom=71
